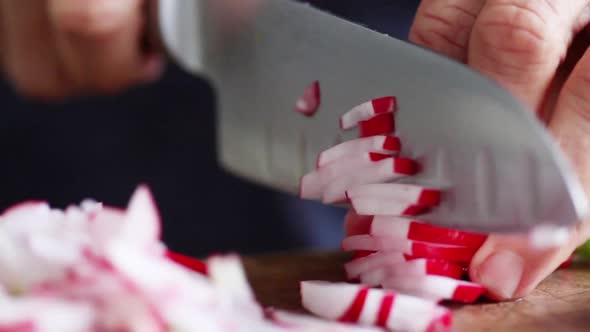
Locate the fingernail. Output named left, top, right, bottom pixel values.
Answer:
left=476, top=250, right=524, bottom=299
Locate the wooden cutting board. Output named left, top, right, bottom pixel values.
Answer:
left=243, top=251, right=590, bottom=332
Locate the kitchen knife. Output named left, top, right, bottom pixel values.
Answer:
left=149, top=0, right=588, bottom=233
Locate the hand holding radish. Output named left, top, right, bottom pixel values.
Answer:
left=410, top=0, right=590, bottom=300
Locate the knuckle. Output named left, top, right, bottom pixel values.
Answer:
left=410, top=5, right=477, bottom=60
left=475, top=1, right=561, bottom=64
left=51, top=2, right=131, bottom=37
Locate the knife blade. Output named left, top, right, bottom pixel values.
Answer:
left=150, top=0, right=588, bottom=233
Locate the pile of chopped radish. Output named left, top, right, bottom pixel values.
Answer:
left=0, top=186, right=396, bottom=332
left=298, top=96, right=492, bottom=330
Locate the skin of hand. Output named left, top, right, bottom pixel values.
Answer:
left=406, top=0, right=590, bottom=300
left=0, top=0, right=164, bottom=100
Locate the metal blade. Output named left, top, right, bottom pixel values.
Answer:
left=157, top=0, right=588, bottom=232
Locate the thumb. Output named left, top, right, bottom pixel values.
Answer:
left=469, top=231, right=582, bottom=300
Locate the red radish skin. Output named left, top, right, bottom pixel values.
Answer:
left=339, top=288, right=370, bottom=323
left=359, top=259, right=464, bottom=286
left=359, top=113, right=396, bottom=138
left=295, top=81, right=321, bottom=117
left=369, top=216, right=487, bottom=248
left=165, top=250, right=207, bottom=275
left=340, top=97, right=398, bottom=130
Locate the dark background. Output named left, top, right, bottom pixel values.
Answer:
left=0, top=0, right=419, bottom=257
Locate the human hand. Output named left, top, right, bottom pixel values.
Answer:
left=0, top=0, right=164, bottom=100
left=410, top=0, right=590, bottom=300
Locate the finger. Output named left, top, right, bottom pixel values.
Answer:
left=344, top=210, right=372, bottom=236
left=469, top=225, right=587, bottom=300
left=549, top=30, right=590, bottom=195
left=0, top=1, right=71, bottom=99
left=468, top=0, right=589, bottom=111
left=48, top=0, right=164, bottom=94
left=409, top=0, right=485, bottom=62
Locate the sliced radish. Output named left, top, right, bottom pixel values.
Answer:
left=322, top=157, right=419, bottom=204
left=301, top=281, right=451, bottom=332
left=359, top=113, right=395, bottom=138
left=340, top=97, right=397, bottom=130
left=342, top=236, right=477, bottom=263
left=165, top=250, right=207, bottom=275
left=346, top=184, right=441, bottom=207
left=316, top=136, right=401, bottom=169
left=207, top=254, right=255, bottom=302
left=360, top=259, right=464, bottom=287
left=295, top=81, right=321, bottom=117
left=344, top=252, right=405, bottom=281
left=381, top=275, right=485, bottom=303
left=300, top=153, right=396, bottom=200
left=370, top=216, right=487, bottom=248
left=118, top=185, right=161, bottom=250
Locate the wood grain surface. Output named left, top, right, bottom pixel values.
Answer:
left=243, top=251, right=590, bottom=332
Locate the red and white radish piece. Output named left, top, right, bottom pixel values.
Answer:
left=346, top=184, right=441, bottom=207
left=322, top=157, right=419, bottom=204
left=342, top=235, right=477, bottom=263
left=295, top=81, right=321, bottom=117
left=344, top=251, right=405, bottom=281
left=359, top=259, right=464, bottom=286
left=382, top=275, right=485, bottom=304
left=359, top=113, right=396, bottom=138
left=369, top=216, right=487, bottom=248
left=300, top=153, right=397, bottom=200
left=340, top=97, right=398, bottom=130
left=349, top=198, right=432, bottom=217
left=301, top=281, right=452, bottom=332
left=316, top=136, right=401, bottom=169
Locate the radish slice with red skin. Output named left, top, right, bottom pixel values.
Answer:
left=207, top=254, right=256, bottom=302
left=316, top=136, right=401, bottom=169
left=344, top=252, right=405, bottom=280
left=342, top=235, right=477, bottom=263
left=295, top=81, right=321, bottom=117
left=165, top=250, right=207, bottom=275
left=301, top=281, right=451, bottom=332
left=119, top=185, right=161, bottom=250
left=346, top=184, right=441, bottom=207
left=340, top=97, right=398, bottom=130
left=322, top=157, right=419, bottom=204
left=382, top=275, right=485, bottom=303
left=359, top=113, right=396, bottom=138
left=370, top=216, right=488, bottom=248
left=300, top=153, right=397, bottom=200
left=359, top=259, right=464, bottom=286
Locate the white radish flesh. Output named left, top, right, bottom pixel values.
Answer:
left=344, top=252, right=405, bottom=281
left=316, top=136, right=401, bottom=169
left=346, top=184, right=441, bottom=207
left=381, top=275, right=485, bottom=303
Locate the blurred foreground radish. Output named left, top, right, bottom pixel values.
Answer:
left=0, top=186, right=388, bottom=332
